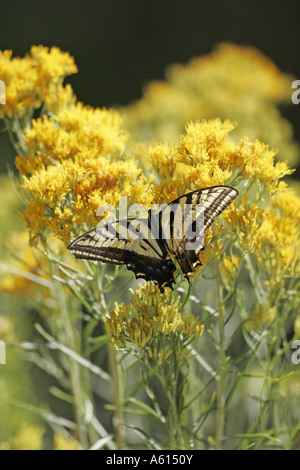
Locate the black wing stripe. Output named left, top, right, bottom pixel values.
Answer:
left=141, top=238, right=166, bottom=258
left=162, top=186, right=238, bottom=277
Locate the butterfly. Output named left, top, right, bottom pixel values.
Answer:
left=68, top=185, right=238, bottom=291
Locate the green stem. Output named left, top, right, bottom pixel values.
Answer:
left=108, top=346, right=125, bottom=449
left=53, top=265, right=88, bottom=447
left=255, top=303, right=283, bottom=449
left=215, top=262, right=227, bottom=450
left=168, top=390, right=184, bottom=448
left=145, top=358, right=184, bottom=449
left=3, top=116, right=27, bottom=154
left=97, top=266, right=125, bottom=449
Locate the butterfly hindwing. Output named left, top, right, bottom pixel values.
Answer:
left=161, top=186, right=239, bottom=279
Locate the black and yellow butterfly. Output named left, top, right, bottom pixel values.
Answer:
left=68, top=185, right=238, bottom=291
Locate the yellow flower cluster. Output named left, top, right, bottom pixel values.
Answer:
left=53, top=433, right=80, bottom=450
left=0, top=230, right=76, bottom=301
left=124, top=42, right=299, bottom=166
left=256, top=190, right=300, bottom=279
left=16, top=104, right=127, bottom=174
left=294, top=316, right=300, bottom=337
left=0, top=46, right=153, bottom=245
left=1, top=45, right=298, bottom=289
left=247, top=302, right=277, bottom=331
left=106, top=282, right=204, bottom=363
left=220, top=254, right=240, bottom=287
left=0, top=315, right=14, bottom=340
left=0, top=424, right=80, bottom=450
left=148, top=119, right=293, bottom=203
left=14, top=104, right=151, bottom=244
left=224, top=189, right=300, bottom=280
left=0, top=231, right=46, bottom=295
left=0, top=424, right=45, bottom=450
left=0, top=46, right=77, bottom=117
left=224, top=196, right=266, bottom=253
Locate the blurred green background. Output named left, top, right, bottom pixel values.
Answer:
left=0, top=0, right=299, bottom=174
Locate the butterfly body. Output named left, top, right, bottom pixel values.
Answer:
left=68, top=186, right=238, bottom=291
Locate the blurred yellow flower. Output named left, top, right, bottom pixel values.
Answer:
left=224, top=196, right=266, bottom=253
left=220, top=254, right=240, bottom=287
left=0, top=230, right=76, bottom=303
left=255, top=190, right=300, bottom=277
left=247, top=302, right=277, bottom=331
left=53, top=433, right=80, bottom=450
left=9, top=424, right=45, bottom=450
left=0, top=231, right=49, bottom=295
left=225, top=188, right=300, bottom=280
left=124, top=42, right=299, bottom=166
left=0, top=315, right=14, bottom=340
left=294, top=316, right=300, bottom=338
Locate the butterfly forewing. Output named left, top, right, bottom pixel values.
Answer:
left=161, top=186, right=238, bottom=278
left=68, top=218, right=176, bottom=291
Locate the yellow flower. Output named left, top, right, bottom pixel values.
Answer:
left=124, top=42, right=299, bottom=166
left=247, top=302, right=277, bottom=331
left=19, top=153, right=151, bottom=244
left=53, top=433, right=80, bottom=450
left=0, top=315, right=14, bottom=340
left=10, top=424, right=45, bottom=450
left=220, top=254, right=240, bottom=287
left=255, top=190, right=300, bottom=277
left=14, top=99, right=152, bottom=244
left=224, top=189, right=300, bottom=280
left=0, top=231, right=47, bottom=294
left=0, top=50, right=40, bottom=117
left=0, top=230, right=75, bottom=303
left=233, top=140, right=293, bottom=192
left=4, top=45, right=297, bottom=292
left=16, top=103, right=128, bottom=175
left=294, top=316, right=300, bottom=338
left=30, top=45, right=77, bottom=80
left=148, top=119, right=293, bottom=204
left=106, top=282, right=204, bottom=361
left=43, top=83, right=76, bottom=113
left=224, top=196, right=266, bottom=253
left=274, top=189, right=300, bottom=225
left=0, top=46, right=77, bottom=118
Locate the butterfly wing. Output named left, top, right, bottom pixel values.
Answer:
left=68, top=218, right=176, bottom=291
left=68, top=186, right=238, bottom=290
left=160, top=185, right=238, bottom=279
